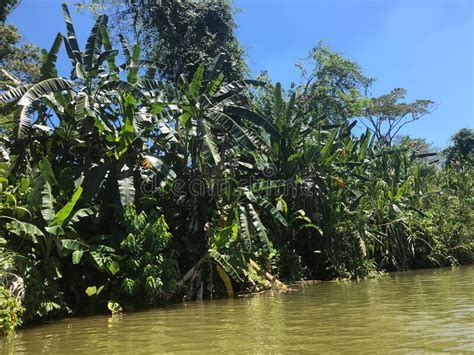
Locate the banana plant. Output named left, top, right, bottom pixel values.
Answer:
left=0, top=5, right=177, bottom=214
left=173, top=55, right=280, bottom=173
left=3, top=159, right=93, bottom=260
left=204, top=176, right=289, bottom=287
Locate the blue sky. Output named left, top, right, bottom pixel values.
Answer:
left=8, top=0, right=474, bottom=148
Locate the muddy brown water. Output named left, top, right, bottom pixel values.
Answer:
left=2, top=266, right=473, bottom=353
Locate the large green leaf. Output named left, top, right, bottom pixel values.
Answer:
left=247, top=203, right=272, bottom=250
left=73, top=62, right=87, bottom=81
left=206, top=53, right=225, bottom=82
left=94, top=49, right=118, bottom=71
left=100, top=25, right=118, bottom=80
left=0, top=84, right=31, bottom=103
left=320, top=128, right=338, bottom=161
left=189, top=64, right=205, bottom=98
left=85, top=285, right=104, bottom=297
left=358, top=129, right=371, bottom=161
left=137, top=79, right=180, bottom=101
left=131, top=60, right=163, bottom=79
left=212, top=79, right=264, bottom=102
left=116, top=105, right=135, bottom=159
left=66, top=207, right=98, bottom=225
left=127, top=44, right=141, bottom=84
left=96, top=80, right=146, bottom=101
left=17, top=78, right=75, bottom=139
left=63, top=35, right=78, bottom=72
left=117, top=163, right=135, bottom=208
left=208, top=249, right=243, bottom=283
left=83, top=14, right=107, bottom=71
left=41, top=180, right=55, bottom=223
left=0, top=145, right=9, bottom=162
left=62, top=4, right=82, bottom=64
left=285, top=92, right=296, bottom=122
left=255, top=197, right=288, bottom=227
left=225, top=105, right=282, bottom=140
left=74, top=91, right=88, bottom=129
left=207, top=73, right=225, bottom=97
left=238, top=206, right=252, bottom=252
left=216, top=79, right=264, bottom=94
left=61, top=239, right=88, bottom=254
left=72, top=250, right=84, bottom=264
left=118, top=34, right=131, bottom=63
left=40, top=33, right=63, bottom=80
left=5, top=219, right=44, bottom=242
left=82, top=164, right=110, bottom=202
left=241, top=125, right=272, bottom=154
left=209, top=112, right=259, bottom=152
left=0, top=69, right=22, bottom=85
left=273, top=82, right=283, bottom=114
left=197, top=118, right=221, bottom=166
left=52, top=186, right=83, bottom=227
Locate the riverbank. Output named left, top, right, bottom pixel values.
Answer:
left=3, top=262, right=473, bottom=339
left=1, top=2, right=472, bottom=338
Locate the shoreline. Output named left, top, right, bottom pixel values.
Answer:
left=5, top=264, right=473, bottom=337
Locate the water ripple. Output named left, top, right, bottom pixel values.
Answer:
left=2, top=266, right=473, bottom=354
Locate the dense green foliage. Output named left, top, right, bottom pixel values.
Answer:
left=0, top=0, right=19, bottom=23
left=0, top=285, right=23, bottom=335
left=444, top=128, right=474, bottom=168
left=0, top=0, right=40, bottom=86
left=0, top=4, right=472, bottom=331
left=79, top=0, right=247, bottom=81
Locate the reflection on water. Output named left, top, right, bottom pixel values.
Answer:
left=2, top=266, right=473, bottom=353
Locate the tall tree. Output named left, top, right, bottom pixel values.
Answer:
left=297, top=42, right=374, bottom=124
left=78, top=0, right=247, bottom=82
left=444, top=128, right=474, bottom=167
left=0, top=0, right=19, bottom=23
left=361, top=88, right=434, bottom=145
left=0, top=0, right=40, bottom=152
left=0, top=0, right=40, bottom=87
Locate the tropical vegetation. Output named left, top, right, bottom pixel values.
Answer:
left=0, top=2, right=472, bottom=335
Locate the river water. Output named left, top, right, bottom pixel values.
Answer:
left=2, top=266, right=473, bottom=353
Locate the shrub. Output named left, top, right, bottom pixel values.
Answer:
left=0, top=285, right=24, bottom=336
